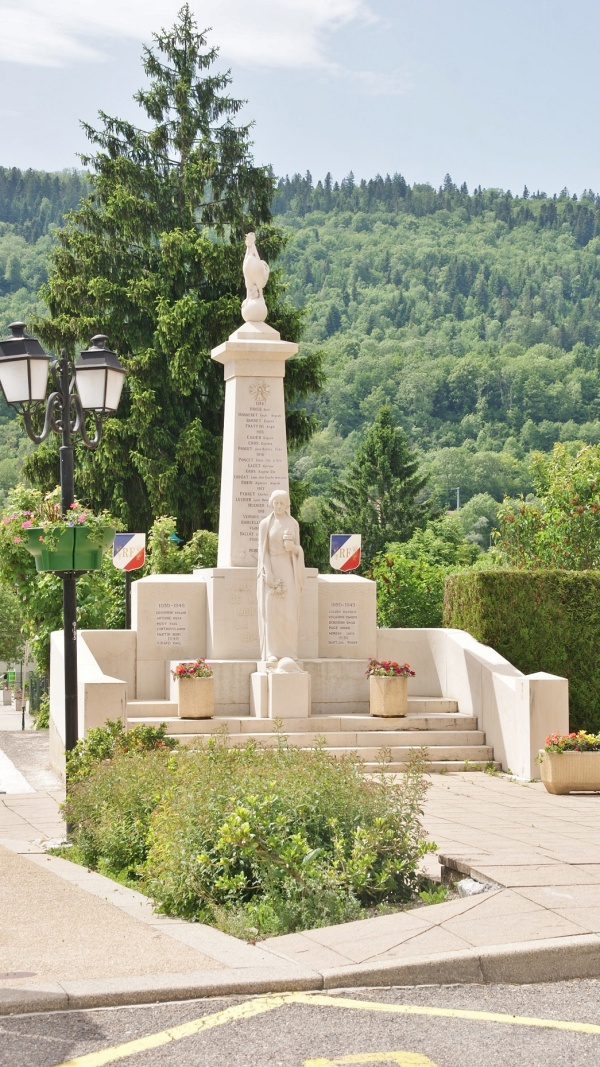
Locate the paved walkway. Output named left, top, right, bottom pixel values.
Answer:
left=1, top=729, right=600, bottom=1015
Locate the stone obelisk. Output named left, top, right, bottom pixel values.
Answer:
left=211, top=233, right=298, bottom=568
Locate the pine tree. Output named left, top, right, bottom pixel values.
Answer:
left=30, top=4, right=321, bottom=538
left=332, top=407, right=432, bottom=566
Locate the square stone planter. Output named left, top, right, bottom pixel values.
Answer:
left=539, top=750, right=600, bottom=794
left=369, top=675, right=408, bottom=717
left=177, top=676, right=214, bottom=719
left=1, top=689, right=11, bottom=706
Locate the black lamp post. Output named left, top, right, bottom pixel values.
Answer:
left=0, top=323, right=126, bottom=752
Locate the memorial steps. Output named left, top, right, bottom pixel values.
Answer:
left=125, top=698, right=500, bottom=773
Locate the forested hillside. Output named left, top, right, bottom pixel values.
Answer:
left=0, top=168, right=88, bottom=328
left=273, top=173, right=600, bottom=511
left=2, top=165, right=600, bottom=521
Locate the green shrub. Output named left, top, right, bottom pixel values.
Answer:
left=370, top=552, right=451, bottom=627
left=66, top=719, right=178, bottom=783
left=444, top=569, right=600, bottom=732
left=370, top=518, right=479, bottom=628
left=64, top=734, right=435, bottom=937
left=34, top=693, right=50, bottom=730
left=63, top=748, right=179, bottom=876
left=143, top=739, right=434, bottom=936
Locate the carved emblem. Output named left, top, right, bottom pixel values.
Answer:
left=249, top=380, right=271, bottom=404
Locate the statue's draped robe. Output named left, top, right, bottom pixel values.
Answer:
left=257, top=511, right=305, bottom=661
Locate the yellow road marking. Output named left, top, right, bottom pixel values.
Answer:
left=53, top=996, right=286, bottom=1067
left=305, top=1053, right=438, bottom=1065
left=52, top=989, right=600, bottom=1067
left=291, top=993, right=600, bottom=1035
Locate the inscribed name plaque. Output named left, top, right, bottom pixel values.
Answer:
left=327, top=601, right=359, bottom=646
left=231, top=377, right=289, bottom=564
left=156, top=602, right=189, bottom=646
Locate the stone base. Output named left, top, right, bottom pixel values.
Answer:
left=251, top=670, right=311, bottom=719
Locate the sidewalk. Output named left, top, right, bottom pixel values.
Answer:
left=1, top=731, right=600, bottom=1015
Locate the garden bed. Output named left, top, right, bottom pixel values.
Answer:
left=60, top=723, right=439, bottom=938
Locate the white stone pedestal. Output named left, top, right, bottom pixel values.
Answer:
left=251, top=670, right=311, bottom=719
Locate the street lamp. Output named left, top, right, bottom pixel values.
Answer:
left=0, top=322, right=126, bottom=752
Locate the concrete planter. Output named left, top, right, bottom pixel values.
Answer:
left=1, top=688, right=11, bottom=706
left=539, top=750, right=600, bottom=794
left=369, top=674, right=408, bottom=717
left=177, top=676, right=214, bottom=719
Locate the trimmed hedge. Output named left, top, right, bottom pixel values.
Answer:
left=443, top=570, right=600, bottom=733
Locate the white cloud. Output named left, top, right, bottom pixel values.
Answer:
left=0, top=1, right=378, bottom=71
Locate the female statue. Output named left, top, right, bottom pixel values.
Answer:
left=257, top=490, right=305, bottom=665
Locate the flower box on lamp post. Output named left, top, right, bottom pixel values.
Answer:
left=0, top=324, right=126, bottom=754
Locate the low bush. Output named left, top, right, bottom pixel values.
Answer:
left=64, top=748, right=179, bottom=877
left=63, top=732, right=435, bottom=937
left=444, top=569, right=600, bottom=731
left=66, top=719, right=178, bottom=783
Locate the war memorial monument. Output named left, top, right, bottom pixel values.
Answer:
left=49, top=239, right=569, bottom=782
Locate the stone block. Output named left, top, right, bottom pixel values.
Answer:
left=268, top=670, right=311, bottom=719
left=132, top=575, right=207, bottom=699
left=305, top=658, right=369, bottom=714
left=251, top=671, right=268, bottom=717
left=196, top=566, right=319, bottom=661
left=197, top=567, right=259, bottom=658
left=317, top=573, right=376, bottom=659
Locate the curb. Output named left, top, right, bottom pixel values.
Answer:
left=2, top=935, right=600, bottom=1016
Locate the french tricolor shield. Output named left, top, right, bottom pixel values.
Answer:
left=330, top=533, right=362, bottom=572
left=112, top=533, right=146, bottom=572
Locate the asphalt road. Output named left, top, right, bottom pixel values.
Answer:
left=2, top=980, right=600, bottom=1067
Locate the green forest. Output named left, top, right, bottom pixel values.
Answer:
left=2, top=163, right=600, bottom=535
left=271, top=172, right=600, bottom=527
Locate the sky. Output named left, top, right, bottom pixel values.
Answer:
left=1, top=0, right=599, bottom=196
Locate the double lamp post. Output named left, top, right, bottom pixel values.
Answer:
left=0, top=322, right=126, bottom=751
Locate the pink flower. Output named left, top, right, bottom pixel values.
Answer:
left=13, top=536, right=22, bottom=543
left=69, top=503, right=78, bottom=510
left=77, top=514, right=87, bottom=523
left=21, top=520, right=32, bottom=529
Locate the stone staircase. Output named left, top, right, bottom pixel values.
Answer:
left=126, top=696, right=499, bottom=773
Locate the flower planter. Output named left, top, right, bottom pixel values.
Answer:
left=177, top=675, right=214, bottom=719
left=24, top=527, right=75, bottom=571
left=539, top=750, right=600, bottom=794
left=23, top=525, right=115, bottom=572
left=73, top=526, right=116, bottom=570
left=369, top=675, right=408, bottom=717
left=1, top=689, right=11, bottom=706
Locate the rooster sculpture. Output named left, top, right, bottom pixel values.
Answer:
left=242, top=232, right=270, bottom=322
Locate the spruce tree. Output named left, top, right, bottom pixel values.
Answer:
left=333, top=407, right=432, bottom=566
left=30, top=4, right=321, bottom=537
